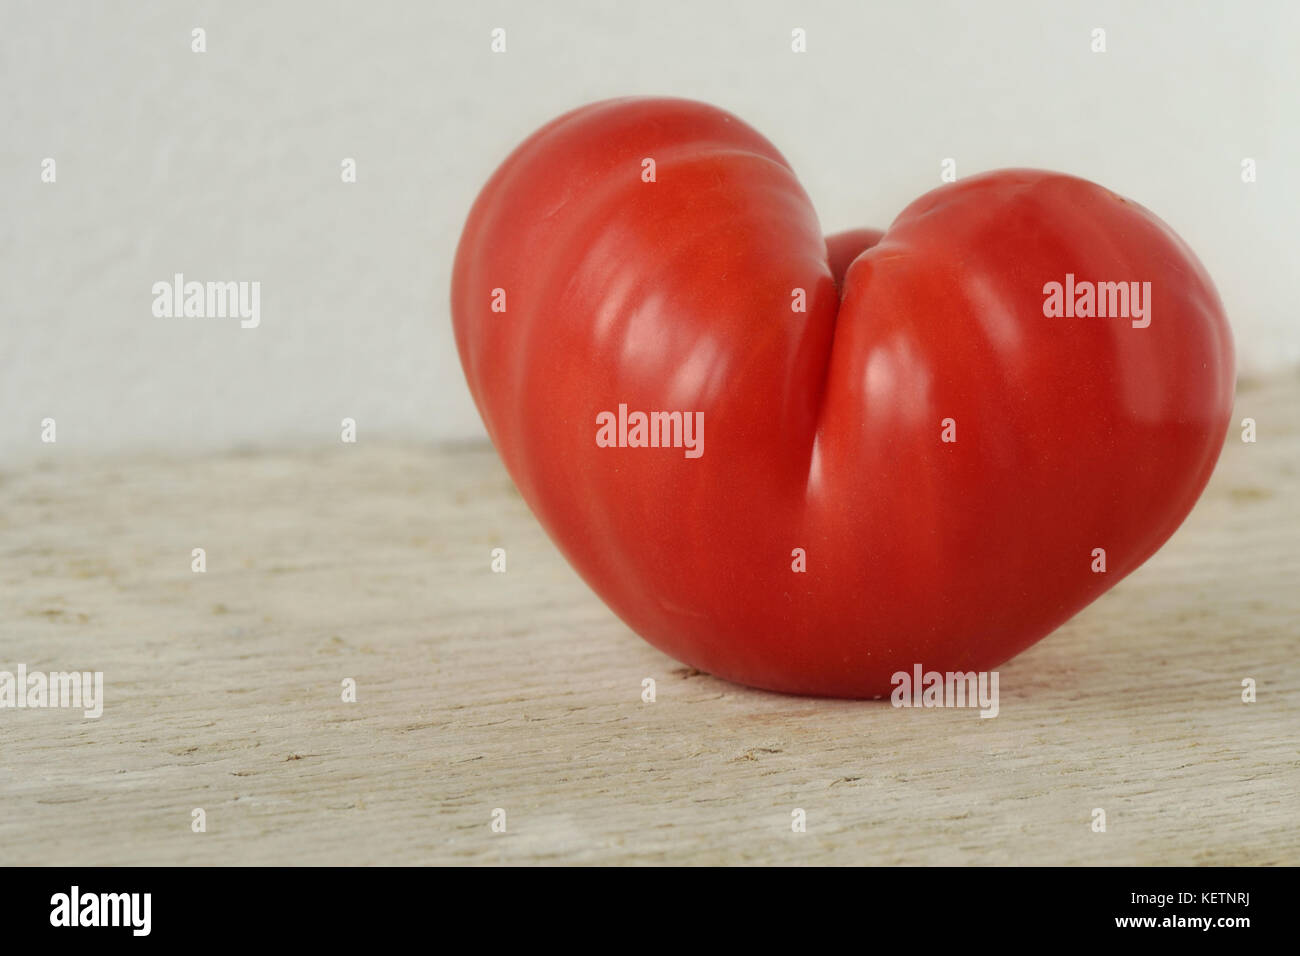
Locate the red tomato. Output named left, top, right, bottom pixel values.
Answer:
left=451, top=97, right=1234, bottom=698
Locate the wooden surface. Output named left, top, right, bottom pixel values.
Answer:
left=2, top=374, right=1297, bottom=866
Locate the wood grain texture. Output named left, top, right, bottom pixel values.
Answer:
left=2, top=374, right=1297, bottom=866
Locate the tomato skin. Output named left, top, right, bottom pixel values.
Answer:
left=452, top=97, right=1234, bottom=698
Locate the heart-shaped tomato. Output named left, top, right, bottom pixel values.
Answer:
left=451, top=97, right=1234, bottom=698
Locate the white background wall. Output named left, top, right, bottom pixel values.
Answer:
left=3, top=0, right=1296, bottom=462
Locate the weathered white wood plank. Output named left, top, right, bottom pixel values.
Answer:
left=1, top=375, right=1296, bottom=865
